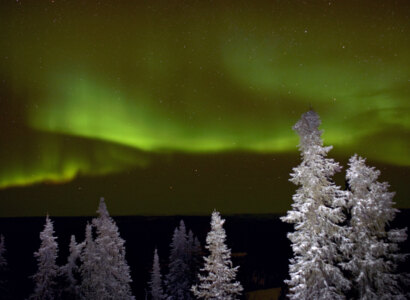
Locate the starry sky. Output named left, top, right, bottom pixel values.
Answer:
left=0, top=0, right=409, bottom=216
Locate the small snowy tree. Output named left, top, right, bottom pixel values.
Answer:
left=187, top=230, right=202, bottom=287
left=0, top=235, right=6, bottom=271
left=281, top=110, right=350, bottom=300
left=149, top=248, right=165, bottom=300
left=165, top=220, right=191, bottom=300
left=88, top=197, right=135, bottom=300
left=343, top=155, right=409, bottom=299
left=29, top=215, right=59, bottom=300
left=60, top=235, right=82, bottom=299
left=0, top=235, right=7, bottom=295
left=80, top=223, right=101, bottom=300
left=192, top=211, right=243, bottom=299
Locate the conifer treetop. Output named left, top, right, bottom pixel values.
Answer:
left=80, top=223, right=101, bottom=300
left=0, top=235, right=6, bottom=269
left=192, top=210, right=243, bottom=299
left=97, top=197, right=110, bottom=219
left=347, top=154, right=399, bottom=229
left=81, top=199, right=135, bottom=300
left=0, top=234, right=6, bottom=295
left=60, top=234, right=82, bottom=298
left=292, top=109, right=323, bottom=150
left=165, top=219, right=192, bottom=300
left=344, top=154, right=409, bottom=298
left=149, top=248, right=165, bottom=300
left=29, top=215, right=59, bottom=300
left=95, top=198, right=134, bottom=300
left=281, top=110, right=350, bottom=300
left=347, top=155, right=381, bottom=195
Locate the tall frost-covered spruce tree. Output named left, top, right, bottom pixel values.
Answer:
left=60, top=235, right=82, bottom=299
left=164, top=220, right=202, bottom=300
left=0, top=235, right=6, bottom=272
left=91, top=197, right=134, bottom=300
left=80, top=199, right=134, bottom=300
left=80, top=223, right=101, bottom=299
left=0, top=234, right=7, bottom=295
left=192, top=211, right=243, bottom=299
left=165, top=220, right=191, bottom=300
left=149, top=248, right=165, bottom=300
left=29, top=215, right=59, bottom=300
left=281, top=110, right=350, bottom=300
left=343, top=155, right=409, bottom=299
left=187, top=230, right=202, bottom=287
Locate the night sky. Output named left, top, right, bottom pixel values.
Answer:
left=0, top=0, right=409, bottom=216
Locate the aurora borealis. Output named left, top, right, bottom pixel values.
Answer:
left=0, top=0, right=409, bottom=216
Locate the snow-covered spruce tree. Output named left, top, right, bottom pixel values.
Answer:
left=343, top=155, right=409, bottom=299
left=149, top=248, right=165, bottom=300
left=90, top=197, right=135, bottom=300
left=0, top=234, right=8, bottom=295
left=60, top=235, right=83, bottom=300
left=192, top=211, right=243, bottom=299
left=281, top=110, right=350, bottom=300
left=165, top=220, right=192, bottom=300
left=0, top=235, right=6, bottom=271
left=187, top=230, right=202, bottom=287
left=29, top=215, right=59, bottom=300
left=80, top=223, right=101, bottom=300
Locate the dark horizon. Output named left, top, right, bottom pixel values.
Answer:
left=0, top=151, right=409, bottom=217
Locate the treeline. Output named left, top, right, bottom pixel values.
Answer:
left=0, top=201, right=242, bottom=300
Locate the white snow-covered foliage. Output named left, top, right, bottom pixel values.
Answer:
left=165, top=220, right=192, bottom=300
left=192, top=211, right=243, bottom=299
left=0, top=234, right=7, bottom=292
left=343, top=155, right=409, bottom=299
left=60, top=235, right=82, bottom=299
left=164, top=220, right=202, bottom=300
left=0, top=235, right=6, bottom=270
left=0, top=235, right=7, bottom=272
left=80, top=223, right=101, bottom=300
left=281, top=110, right=350, bottom=300
left=149, top=248, right=165, bottom=300
left=87, top=198, right=135, bottom=300
left=29, top=215, right=59, bottom=300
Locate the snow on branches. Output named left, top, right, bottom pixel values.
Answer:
left=343, top=155, right=409, bottom=299
left=281, top=110, right=350, bottom=300
left=192, top=211, right=243, bottom=300
left=29, top=216, right=59, bottom=300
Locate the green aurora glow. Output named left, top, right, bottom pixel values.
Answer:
left=0, top=0, right=409, bottom=215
